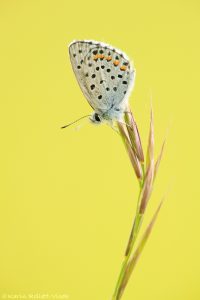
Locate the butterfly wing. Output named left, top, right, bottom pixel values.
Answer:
left=69, top=40, right=135, bottom=115
left=69, top=41, right=97, bottom=110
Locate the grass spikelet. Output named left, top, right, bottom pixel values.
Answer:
left=111, top=106, right=166, bottom=300
left=117, top=122, right=143, bottom=180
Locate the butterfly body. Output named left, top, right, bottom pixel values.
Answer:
left=68, top=40, right=135, bottom=125
left=90, top=107, right=124, bottom=125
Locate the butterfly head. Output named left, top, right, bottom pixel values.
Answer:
left=90, top=107, right=124, bottom=125
left=89, top=112, right=103, bottom=124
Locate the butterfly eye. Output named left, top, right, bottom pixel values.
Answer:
left=94, top=113, right=101, bottom=122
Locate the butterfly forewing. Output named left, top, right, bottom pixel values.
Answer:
left=69, top=41, right=97, bottom=109
left=69, top=40, right=135, bottom=116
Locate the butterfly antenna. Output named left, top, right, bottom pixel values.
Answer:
left=61, top=115, right=91, bottom=129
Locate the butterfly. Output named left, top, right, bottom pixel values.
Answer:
left=63, top=40, right=135, bottom=128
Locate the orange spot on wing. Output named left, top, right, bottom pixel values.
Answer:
left=93, top=54, right=105, bottom=60
left=106, top=56, right=112, bottom=61
left=120, top=65, right=127, bottom=71
left=113, top=60, right=120, bottom=66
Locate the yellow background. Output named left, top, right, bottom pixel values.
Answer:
left=0, top=1, right=199, bottom=299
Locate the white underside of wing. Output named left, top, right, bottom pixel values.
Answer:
left=68, top=40, right=136, bottom=117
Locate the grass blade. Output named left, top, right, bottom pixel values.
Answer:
left=116, top=200, right=163, bottom=300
